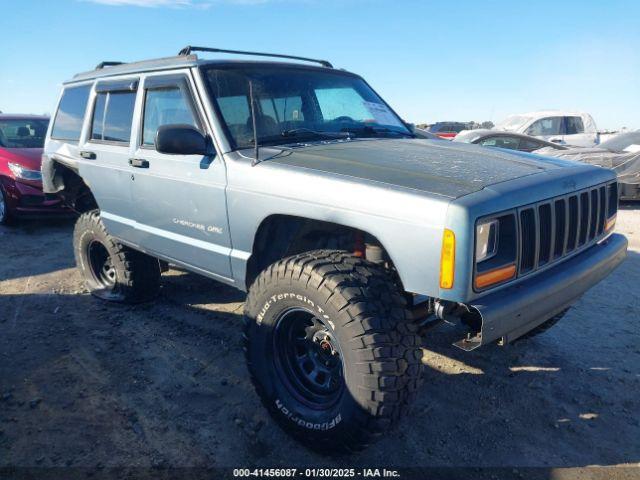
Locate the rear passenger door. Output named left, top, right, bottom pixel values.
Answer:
left=79, top=78, right=138, bottom=243
left=129, top=72, right=233, bottom=280
left=562, top=116, right=596, bottom=147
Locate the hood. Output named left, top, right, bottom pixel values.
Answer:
left=0, top=147, right=43, bottom=170
left=269, top=139, right=574, bottom=198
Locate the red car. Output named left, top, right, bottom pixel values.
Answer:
left=0, top=114, right=70, bottom=224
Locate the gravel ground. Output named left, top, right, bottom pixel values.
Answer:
left=0, top=206, right=639, bottom=476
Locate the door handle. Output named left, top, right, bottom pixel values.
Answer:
left=129, top=158, right=150, bottom=168
left=80, top=151, right=96, bottom=160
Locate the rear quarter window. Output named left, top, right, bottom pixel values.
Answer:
left=564, top=116, right=585, bottom=135
left=51, top=85, right=91, bottom=142
left=90, top=90, right=136, bottom=144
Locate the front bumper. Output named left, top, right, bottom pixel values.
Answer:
left=1, top=176, right=71, bottom=216
left=456, top=233, right=627, bottom=350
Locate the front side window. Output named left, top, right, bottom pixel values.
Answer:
left=564, top=116, right=584, bottom=135
left=526, top=117, right=562, bottom=136
left=91, top=91, right=136, bottom=144
left=142, top=87, right=200, bottom=146
left=203, top=66, right=411, bottom=149
left=51, top=85, right=91, bottom=142
left=0, top=118, right=49, bottom=148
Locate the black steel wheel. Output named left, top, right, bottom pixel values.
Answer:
left=274, top=308, right=344, bottom=409
left=87, top=240, right=117, bottom=289
left=73, top=210, right=161, bottom=303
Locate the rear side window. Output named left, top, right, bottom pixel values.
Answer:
left=91, top=91, right=136, bottom=144
left=479, top=136, right=520, bottom=150
left=520, top=138, right=544, bottom=152
left=142, top=87, right=199, bottom=146
left=51, top=85, right=91, bottom=142
left=564, top=116, right=584, bottom=135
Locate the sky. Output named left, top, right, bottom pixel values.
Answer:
left=1, top=0, right=638, bottom=130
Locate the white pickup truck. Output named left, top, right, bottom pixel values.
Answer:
left=494, top=110, right=599, bottom=147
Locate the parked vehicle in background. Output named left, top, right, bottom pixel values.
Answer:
left=426, top=121, right=473, bottom=139
left=0, top=114, right=69, bottom=224
left=536, top=130, right=640, bottom=200
left=597, top=130, right=640, bottom=153
left=42, top=47, right=626, bottom=452
left=412, top=126, right=446, bottom=140
left=453, top=129, right=568, bottom=153
left=494, top=111, right=599, bottom=147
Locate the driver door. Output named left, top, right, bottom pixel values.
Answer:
left=129, top=71, right=233, bottom=281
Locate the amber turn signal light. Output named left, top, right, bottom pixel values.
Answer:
left=439, top=229, right=455, bottom=289
left=475, top=263, right=517, bottom=290
left=605, top=215, right=616, bottom=232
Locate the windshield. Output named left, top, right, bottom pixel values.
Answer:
left=0, top=118, right=49, bottom=148
left=202, top=66, right=412, bottom=148
left=494, top=115, right=532, bottom=132
left=600, top=131, right=640, bottom=152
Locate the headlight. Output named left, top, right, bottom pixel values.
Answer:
left=475, top=219, right=499, bottom=262
left=8, top=162, right=42, bottom=181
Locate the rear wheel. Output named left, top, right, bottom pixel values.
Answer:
left=73, top=210, right=161, bottom=303
left=244, top=250, right=423, bottom=452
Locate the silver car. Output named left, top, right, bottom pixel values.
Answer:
left=42, top=46, right=627, bottom=452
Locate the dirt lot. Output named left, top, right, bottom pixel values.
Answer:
left=1, top=206, right=639, bottom=476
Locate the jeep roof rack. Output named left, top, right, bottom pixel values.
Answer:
left=178, top=46, right=333, bottom=69
left=95, top=61, right=125, bottom=70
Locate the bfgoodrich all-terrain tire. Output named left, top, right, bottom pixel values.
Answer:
left=73, top=210, right=161, bottom=303
left=243, top=250, right=423, bottom=452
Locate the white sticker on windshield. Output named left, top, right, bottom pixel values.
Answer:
left=363, top=101, right=402, bottom=127
left=623, top=144, right=640, bottom=153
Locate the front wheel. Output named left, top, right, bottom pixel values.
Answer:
left=0, top=184, right=14, bottom=226
left=73, top=210, right=161, bottom=303
left=243, top=250, right=423, bottom=452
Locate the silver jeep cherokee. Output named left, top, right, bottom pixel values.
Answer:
left=42, top=46, right=627, bottom=451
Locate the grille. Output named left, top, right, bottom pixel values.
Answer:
left=517, top=182, right=617, bottom=276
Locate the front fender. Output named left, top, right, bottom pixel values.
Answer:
left=224, top=154, right=451, bottom=295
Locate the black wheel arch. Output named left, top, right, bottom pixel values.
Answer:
left=245, top=214, right=401, bottom=291
left=45, top=160, right=98, bottom=213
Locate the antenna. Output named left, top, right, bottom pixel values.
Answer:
left=249, top=80, right=260, bottom=166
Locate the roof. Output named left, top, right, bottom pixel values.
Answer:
left=67, top=48, right=340, bottom=84
left=508, top=110, right=593, bottom=119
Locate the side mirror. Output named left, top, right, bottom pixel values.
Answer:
left=156, top=124, right=208, bottom=156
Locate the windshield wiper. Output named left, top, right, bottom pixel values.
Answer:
left=280, top=128, right=352, bottom=139
left=250, top=129, right=352, bottom=148
left=342, top=126, right=414, bottom=138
